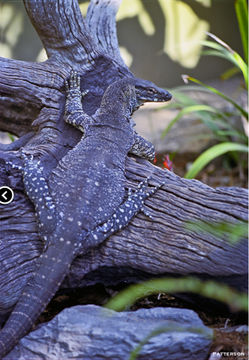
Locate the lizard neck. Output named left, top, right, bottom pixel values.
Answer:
left=98, top=78, right=139, bottom=124
left=84, top=124, right=135, bottom=156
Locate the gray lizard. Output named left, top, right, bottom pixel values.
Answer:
left=0, top=71, right=171, bottom=357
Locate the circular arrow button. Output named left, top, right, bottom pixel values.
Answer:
left=0, top=186, right=14, bottom=205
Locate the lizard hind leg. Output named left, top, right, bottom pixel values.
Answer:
left=20, top=150, right=56, bottom=250
left=78, top=176, right=164, bottom=253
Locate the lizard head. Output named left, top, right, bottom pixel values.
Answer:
left=134, top=78, right=172, bottom=106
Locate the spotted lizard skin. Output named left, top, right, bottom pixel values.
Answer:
left=0, top=71, right=172, bottom=357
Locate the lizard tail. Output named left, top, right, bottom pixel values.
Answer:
left=0, top=243, right=72, bottom=358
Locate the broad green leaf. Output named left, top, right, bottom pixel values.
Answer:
left=185, top=142, right=248, bottom=179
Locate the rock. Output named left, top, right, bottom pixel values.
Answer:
left=5, top=305, right=213, bottom=360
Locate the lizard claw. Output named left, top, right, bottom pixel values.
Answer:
left=81, top=89, right=89, bottom=97
left=126, top=176, right=164, bottom=221
left=6, top=161, right=23, bottom=171
left=140, top=207, right=154, bottom=220
left=66, top=70, right=88, bottom=99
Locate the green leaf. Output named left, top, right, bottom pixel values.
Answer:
left=8, top=133, right=15, bottom=142
left=185, top=220, right=248, bottom=244
left=220, top=66, right=241, bottom=81
left=184, top=142, right=248, bottom=179
left=182, top=75, right=248, bottom=120
left=129, top=324, right=212, bottom=360
left=201, top=49, right=239, bottom=65
left=105, top=277, right=248, bottom=313
left=161, top=104, right=236, bottom=139
left=232, top=52, right=248, bottom=86
left=170, top=91, right=198, bottom=106
left=202, top=34, right=248, bottom=86
left=216, top=130, right=248, bottom=142
left=235, top=0, right=248, bottom=63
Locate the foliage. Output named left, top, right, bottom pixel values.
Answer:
left=105, top=277, right=247, bottom=313
left=185, top=219, right=248, bottom=244
left=106, top=276, right=247, bottom=359
left=185, top=142, right=248, bottom=179
left=160, top=1, right=248, bottom=179
left=234, top=0, right=248, bottom=64
left=201, top=32, right=248, bottom=89
left=8, top=133, right=15, bottom=142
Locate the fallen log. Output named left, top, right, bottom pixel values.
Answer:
left=1, top=153, right=247, bottom=322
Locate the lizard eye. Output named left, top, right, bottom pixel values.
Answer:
left=148, top=87, right=156, bottom=94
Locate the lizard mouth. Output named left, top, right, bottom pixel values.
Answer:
left=139, top=92, right=172, bottom=103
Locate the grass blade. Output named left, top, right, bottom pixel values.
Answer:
left=105, top=277, right=248, bottom=313
left=235, top=0, right=248, bottom=63
left=160, top=104, right=226, bottom=138
left=220, top=66, right=241, bottom=81
left=201, top=35, right=248, bottom=87
left=184, top=142, right=248, bottom=179
left=182, top=75, right=248, bottom=120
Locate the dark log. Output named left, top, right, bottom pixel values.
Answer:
left=1, top=155, right=247, bottom=321
left=0, top=0, right=247, bottom=326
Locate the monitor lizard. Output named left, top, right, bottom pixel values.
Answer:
left=0, top=71, right=172, bottom=358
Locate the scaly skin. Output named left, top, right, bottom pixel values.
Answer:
left=0, top=71, right=171, bottom=358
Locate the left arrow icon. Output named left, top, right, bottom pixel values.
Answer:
left=0, top=186, right=14, bottom=205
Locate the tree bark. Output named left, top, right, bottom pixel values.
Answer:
left=0, top=0, right=247, bottom=323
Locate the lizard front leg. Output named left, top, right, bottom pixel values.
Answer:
left=64, top=70, right=93, bottom=132
left=129, top=134, right=156, bottom=162
left=78, top=177, right=164, bottom=252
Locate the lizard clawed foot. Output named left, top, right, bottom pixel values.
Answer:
left=20, top=149, right=34, bottom=164
left=80, top=176, right=164, bottom=253
left=127, top=176, right=164, bottom=220
left=6, top=161, right=23, bottom=171
left=6, top=149, right=33, bottom=171
left=65, top=70, right=88, bottom=99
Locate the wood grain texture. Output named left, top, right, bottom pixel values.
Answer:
left=0, top=0, right=247, bottom=326
left=1, top=156, right=247, bottom=324
left=23, top=0, right=98, bottom=64
left=86, top=0, right=127, bottom=67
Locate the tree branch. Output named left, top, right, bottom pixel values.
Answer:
left=23, top=0, right=99, bottom=65
left=86, top=0, right=127, bottom=68
left=0, top=0, right=131, bottom=140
